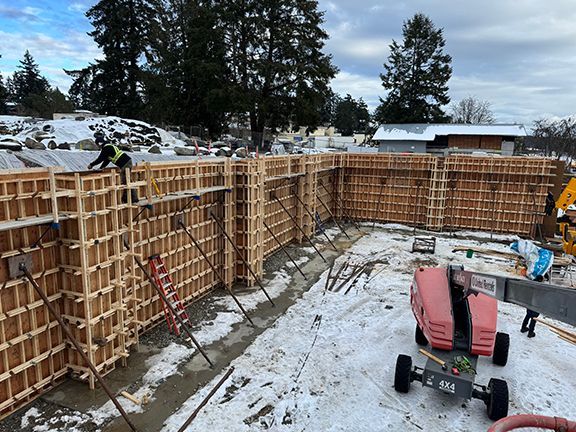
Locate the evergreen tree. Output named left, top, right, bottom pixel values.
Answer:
left=83, top=0, right=160, bottom=117
left=24, top=88, right=75, bottom=118
left=319, top=89, right=341, bottom=126
left=334, top=94, right=371, bottom=136
left=0, top=54, right=7, bottom=114
left=65, top=66, right=98, bottom=111
left=143, top=0, right=230, bottom=135
left=376, top=13, right=452, bottom=124
left=10, top=50, right=50, bottom=103
left=221, top=0, right=337, bottom=147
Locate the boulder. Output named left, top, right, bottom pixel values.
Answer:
left=113, top=131, right=126, bottom=140
left=0, top=140, right=23, bottom=151
left=117, top=143, right=132, bottom=152
left=75, top=138, right=99, bottom=151
left=148, top=145, right=162, bottom=154
left=235, top=147, right=248, bottom=158
left=57, top=142, right=71, bottom=150
left=184, top=137, right=206, bottom=147
left=174, top=146, right=196, bottom=156
left=25, top=137, right=46, bottom=150
left=33, top=131, right=53, bottom=141
left=47, top=140, right=58, bottom=150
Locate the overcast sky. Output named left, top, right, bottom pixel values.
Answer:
left=1, top=0, right=575, bottom=125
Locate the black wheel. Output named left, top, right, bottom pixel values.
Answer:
left=415, top=324, right=428, bottom=346
left=492, top=332, right=510, bottom=366
left=487, top=378, right=509, bottom=420
left=394, top=354, right=412, bottom=393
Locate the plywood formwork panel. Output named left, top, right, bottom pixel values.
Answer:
left=263, top=179, right=298, bottom=256
left=55, top=171, right=129, bottom=388
left=0, top=169, right=67, bottom=418
left=129, top=160, right=231, bottom=331
left=339, top=153, right=436, bottom=226
left=442, top=156, right=554, bottom=235
left=234, top=160, right=264, bottom=284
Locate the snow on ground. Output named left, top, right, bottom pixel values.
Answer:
left=0, top=115, right=186, bottom=148
left=19, top=225, right=576, bottom=431
left=20, top=246, right=313, bottom=431
left=162, top=226, right=575, bottom=432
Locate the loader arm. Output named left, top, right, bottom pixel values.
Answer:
left=449, top=266, right=576, bottom=326
left=556, top=177, right=576, bottom=212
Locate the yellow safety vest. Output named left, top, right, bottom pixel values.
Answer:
left=105, top=144, right=124, bottom=164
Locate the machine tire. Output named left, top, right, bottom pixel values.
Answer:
left=394, top=354, right=412, bottom=393
left=487, top=378, right=509, bottom=420
left=492, top=332, right=510, bottom=366
left=415, top=324, right=428, bottom=346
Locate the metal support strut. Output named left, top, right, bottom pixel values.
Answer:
left=372, top=179, right=386, bottom=230
left=178, top=220, right=255, bottom=324
left=209, top=212, right=275, bottom=306
left=291, top=188, right=338, bottom=251
left=18, top=263, right=139, bottom=432
left=316, top=193, right=350, bottom=240
left=263, top=220, right=307, bottom=280
left=319, top=180, right=362, bottom=231
left=176, top=367, right=235, bottom=432
left=133, top=257, right=214, bottom=366
left=272, top=194, right=327, bottom=263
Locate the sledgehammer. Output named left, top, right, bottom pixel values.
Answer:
left=419, top=348, right=448, bottom=371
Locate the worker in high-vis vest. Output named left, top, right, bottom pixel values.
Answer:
left=88, top=133, right=138, bottom=203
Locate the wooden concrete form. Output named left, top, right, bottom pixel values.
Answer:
left=129, top=160, right=232, bottom=331
left=0, top=168, right=67, bottom=418
left=0, top=152, right=556, bottom=418
left=55, top=171, right=130, bottom=388
left=442, top=155, right=554, bottom=235
left=339, top=153, right=436, bottom=226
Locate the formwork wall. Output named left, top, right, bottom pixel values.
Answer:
left=0, top=169, right=66, bottom=418
left=442, top=156, right=553, bottom=236
left=339, top=153, right=437, bottom=226
left=0, top=153, right=556, bottom=417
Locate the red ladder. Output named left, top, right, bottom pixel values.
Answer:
left=149, top=255, right=191, bottom=336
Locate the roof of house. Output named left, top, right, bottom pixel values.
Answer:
left=372, top=123, right=527, bottom=142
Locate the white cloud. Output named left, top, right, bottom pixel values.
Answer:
left=0, top=30, right=101, bottom=92
left=22, top=7, right=42, bottom=16
left=331, top=71, right=382, bottom=110
left=327, top=37, right=390, bottom=61
left=68, top=3, right=88, bottom=13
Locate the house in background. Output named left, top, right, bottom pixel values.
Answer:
left=371, top=123, right=527, bottom=156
